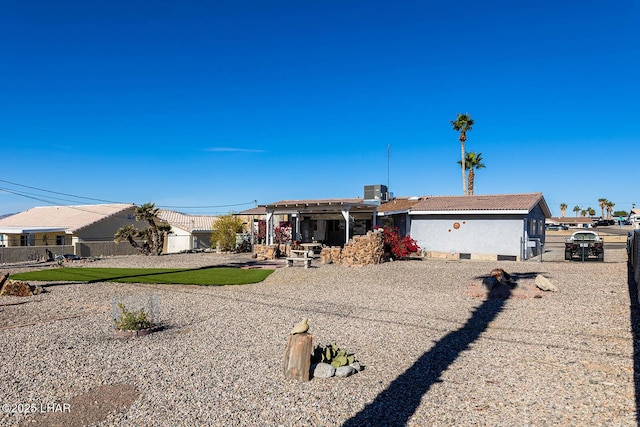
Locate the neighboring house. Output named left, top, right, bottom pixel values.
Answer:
left=0, top=203, right=143, bottom=261
left=0, top=203, right=138, bottom=248
left=378, top=193, right=551, bottom=261
left=157, top=210, right=218, bottom=253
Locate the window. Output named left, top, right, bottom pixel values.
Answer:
left=56, top=235, right=65, bottom=245
left=20, top=235, right=28, bottom=246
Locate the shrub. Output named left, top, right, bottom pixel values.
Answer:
left=210, top=214, right=244, bottom=251
left=113, top=303, right=154, bottom=331
left=273, top=224, right=292, bottom=244
left=376, top=226, right=420, bottom=260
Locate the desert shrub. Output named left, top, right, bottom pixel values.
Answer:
left=113, top=303, right=154, bottom=331
left=377, top=226, right=420, bottom=260
left=210, top=214, right=244, bottom=251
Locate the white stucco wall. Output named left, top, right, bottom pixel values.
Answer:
left=409, top=214, right=525, bottom=257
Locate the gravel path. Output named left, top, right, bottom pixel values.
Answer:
left=0, top=253, right=637, bottom=426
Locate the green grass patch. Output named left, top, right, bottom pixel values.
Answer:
left=11, top=267, right=274, bottom=286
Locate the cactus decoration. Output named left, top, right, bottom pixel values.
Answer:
left=312, top=343, right=357, bottom=368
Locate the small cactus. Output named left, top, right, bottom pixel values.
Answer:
left=312, top=343, right=358, bottom=368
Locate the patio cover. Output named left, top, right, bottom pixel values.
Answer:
left=264, top=198, right=379, bottom=245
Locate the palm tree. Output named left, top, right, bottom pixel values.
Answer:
left=598, top=198, right=608, bottom=219
left=560, top=203, right=568, bottom=218
left=587, top=207, right=596, bottom=217
left=605, top=201, right=615, bottom=219
left=457, top=151, right=486, bottom=195
left=573, top=205, right=581, bottom=217
left=451, top=113, right=474, bottom=195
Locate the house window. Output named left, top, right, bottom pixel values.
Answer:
left=529, top=219, right=536, bottom=236
left=20, top=235, right=28, bottom=246
left=56, top=235, right=65, bottom=245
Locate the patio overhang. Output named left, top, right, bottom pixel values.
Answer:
left=264, top=198, right=379, bottom=245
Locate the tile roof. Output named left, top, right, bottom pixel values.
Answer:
left=236, top=206, right=266, bottom=215
left=157, top=210, right=218, bottom=232
left=0, top=204, right=135, bottom=233
left=377, top=197, right=426, bottom=213
left=267, top=198, right=366, bottom=208
left=409, top=193, right=549, bottom=215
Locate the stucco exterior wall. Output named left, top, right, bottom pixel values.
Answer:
left=73, top=207, right=140, bottom=243
left=409, top=214, right=526, bottom=257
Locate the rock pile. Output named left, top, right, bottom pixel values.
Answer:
left=0, top=273, right=44, bottom=297
left=253, top=244, right=287, bottom=260
left=320, top=231, right=385, bottom=267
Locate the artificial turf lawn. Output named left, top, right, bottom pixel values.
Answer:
left=10, top=267, right=274, bottom=286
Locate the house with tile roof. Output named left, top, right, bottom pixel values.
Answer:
left=0, top=203, right=142, bottom=261
left=157, top=210, right=218, bottom=253
left=378, top=193, right=551, bottom=261
left=0, top=203, right=138, bottom=247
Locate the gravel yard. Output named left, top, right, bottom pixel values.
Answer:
left=0, top=253, right=637, bottom=426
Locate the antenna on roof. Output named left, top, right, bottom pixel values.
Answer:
left=387, top=144, right=390, bottom=191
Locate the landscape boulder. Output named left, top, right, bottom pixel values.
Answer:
left=312, top=363, right=336, bottom=379
left=0, top=276, right=44, bottom=297
left=535, top=274, right=558, bottom=292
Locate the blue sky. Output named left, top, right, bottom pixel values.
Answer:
left=1, top=1, right=638, bottom=217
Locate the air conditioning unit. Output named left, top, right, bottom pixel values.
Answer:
left=364, top=185, right=389, bottom=201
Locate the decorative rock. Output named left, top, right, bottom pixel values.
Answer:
left=312, top=363, right=335, bottom=379
left=335, top=365, right=356, bottom=378
left=349, top=361, right=362, bottom=372
left=535, top=274, right=558, bottom=292
left=0, top=272, right=9, bottom=288
left=283, top=333, right=313, bottom=382
left=0, top=279, right=45, bottom=297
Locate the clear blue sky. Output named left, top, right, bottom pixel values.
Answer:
left=1, top=1, right=638, bottom=217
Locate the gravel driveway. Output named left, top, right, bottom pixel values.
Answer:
left=0, top=253, right=637, bottom=426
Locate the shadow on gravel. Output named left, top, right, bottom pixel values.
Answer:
left=343, top=285, right=512, bottom=427
left=627, top=263, right=640, bottom=426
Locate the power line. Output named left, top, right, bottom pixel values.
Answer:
left=0, top=178, right=257, bottom=210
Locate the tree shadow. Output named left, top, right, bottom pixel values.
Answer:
left=627, top=262, right=640, bottom=425
left=342, top=286, right=512, bottom=427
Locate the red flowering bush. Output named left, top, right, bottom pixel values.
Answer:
left=376, top=226, right=420, bottom=260
left=273, top=225, right=292, bottom=245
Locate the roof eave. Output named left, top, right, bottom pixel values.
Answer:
left=409, top=210, right=531, bottom=215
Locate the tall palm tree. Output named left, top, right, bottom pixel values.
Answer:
left=605, top=201, right=615, bottom=219
left=587, top=207, right=596, bottom=217
left=598, top=198, right=608, bottom=219
left=560, top=203, right=568, bottom=218
left=573, top=205, right=581, bottom=217
left=457, top=151, right=486, bottom=195
left=451, top=113, right=474, bottom=195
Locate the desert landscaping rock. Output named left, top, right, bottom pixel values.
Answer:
left=0, top=252, right=636, bottom=426
left=312, top=363, right=336, bottom=379
left=0, top=279, right=44, bottom=297
left=335, top=365, right=356, bottom=378
left=535, top=274, right=558, bottom=291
